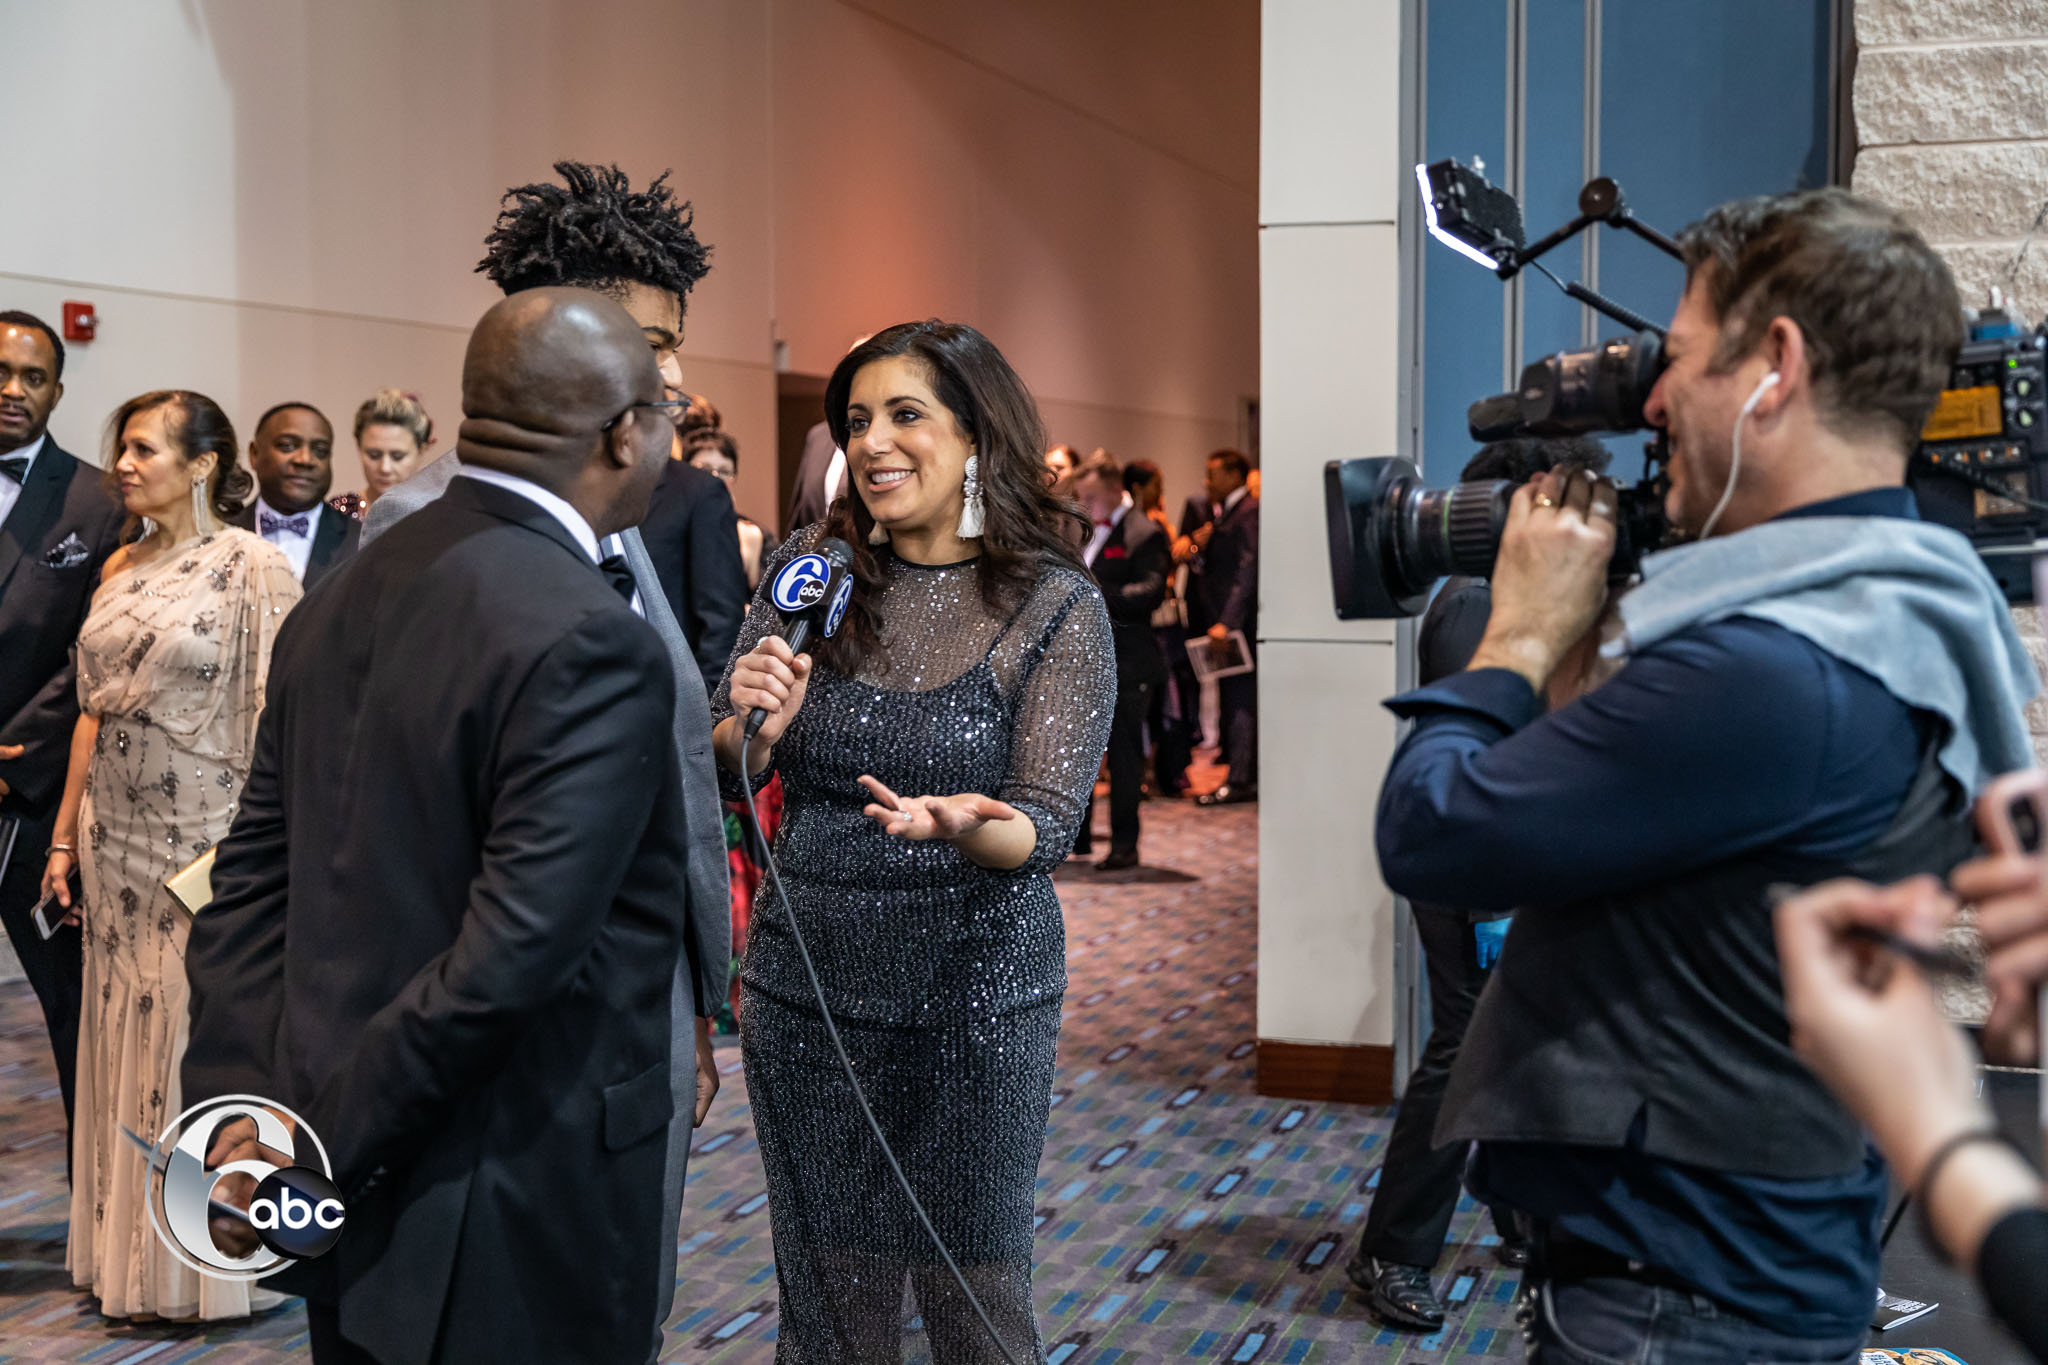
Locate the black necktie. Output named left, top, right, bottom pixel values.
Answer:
left=0, top=455, right=28, bottom=485
left=598, top=553, right=637, bottom=604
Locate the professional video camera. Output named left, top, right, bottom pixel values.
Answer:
left=1326, top=160, right=2048, bottom=618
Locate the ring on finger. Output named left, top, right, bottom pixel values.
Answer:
left=1533, top=494, right=1557, bottom=509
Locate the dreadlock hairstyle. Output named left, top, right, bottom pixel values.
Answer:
left=476, top=160, right=712, bottom=302
left=816, top=320, right=1091, bottom=676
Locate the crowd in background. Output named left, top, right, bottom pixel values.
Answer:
left=0, top=269, right=1262, bottom=1335
left=8, top=158, right=2048, bottom=1365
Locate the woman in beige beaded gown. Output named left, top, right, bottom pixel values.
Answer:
left=40, top=390, right=300, bottom=1321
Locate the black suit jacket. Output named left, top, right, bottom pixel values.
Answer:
left=784, top=419, right=839, bottom=537
left=232, top=499, right=360, bottom=590
left=184, top=478, right=688, bottom=1365
left=1191, top=493, right=1258, bottom=642
left=0, top=438, right=127, bottom=818
left=639, top=459, right=747, bottom=688
left=1086, top=508, right=1169, bottom=682
left=1176, top=493, right=1218, bottom=632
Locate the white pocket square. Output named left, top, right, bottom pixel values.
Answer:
left=42, top=533, right=91, bottom=569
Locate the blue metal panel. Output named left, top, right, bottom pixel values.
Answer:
left=1595, top=0, right=1831, bottom=477
left=1421, top=0, right=1510, bottom=483
left=1520, top=0, right=1590, bottom=372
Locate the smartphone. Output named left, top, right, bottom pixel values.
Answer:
left=1972, top=767, right=2048, bottom=1128
left=30, top=888, right=64, bottom=941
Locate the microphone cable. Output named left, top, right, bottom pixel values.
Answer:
left=735, top=757, right=1027, bottom=1365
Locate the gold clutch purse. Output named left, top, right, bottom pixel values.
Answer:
left=165, top=846, right=216, bottom=915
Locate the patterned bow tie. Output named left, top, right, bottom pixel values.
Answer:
left=597, top=553, right=637, bottom=604
left=259, top=508, right=311, bottom=537
left=0, top=455, right=28, bottom=485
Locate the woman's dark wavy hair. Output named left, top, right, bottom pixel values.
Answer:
left=817, top=320, right=1089, bottom=673
left=476, top=160, right=712, bottom=302
left=102, top=390, right=252, bottom=535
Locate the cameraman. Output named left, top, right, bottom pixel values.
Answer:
left=1375, top=187, right=2039, bottom=1362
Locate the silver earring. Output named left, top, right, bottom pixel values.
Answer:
left=190, top=475, right=213, bottom=533
left=867, top=520, right=889, bottom=546
left=957, top=454, right=985, bottom=538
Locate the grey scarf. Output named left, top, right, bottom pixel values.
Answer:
left=1603, top=515, right=2039, bottom=795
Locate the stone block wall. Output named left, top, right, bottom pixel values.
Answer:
left=1853, top=0, right=2048, bottom=323
left=1855, top=0, right=2048, bottom=774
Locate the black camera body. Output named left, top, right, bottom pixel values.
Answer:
left=1326, top=326, right=1676, bottom=620
left=1325, top=456, right=1669, bottom=620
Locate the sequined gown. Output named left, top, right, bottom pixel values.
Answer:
left=713, top=532, right=1114, bottom=1363
left=67, top=528, right=300, bottom=1319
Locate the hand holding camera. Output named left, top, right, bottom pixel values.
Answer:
left=1466, top=465, right=1618, bottom=693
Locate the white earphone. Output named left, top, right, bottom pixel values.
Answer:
left=1697, top=371, right=1781, bottom=541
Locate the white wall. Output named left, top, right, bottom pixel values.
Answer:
left=0, top=0, right=1254, bottom=527
left=1256, top=0, right=1406, bottom=1059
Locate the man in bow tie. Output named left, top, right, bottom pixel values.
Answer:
left=234, top=401, right=360, bottom=588
left=0, top=309, right=126, bottom=1177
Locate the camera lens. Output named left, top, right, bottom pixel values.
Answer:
left=1325, top=458, right=1516, bottom=619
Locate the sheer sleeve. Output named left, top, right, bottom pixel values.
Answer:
left=231, top=543, right=304, bottom=763
left=998, top=573, right=1116, bottom=875
left=710, top=527, right=820, bottom=799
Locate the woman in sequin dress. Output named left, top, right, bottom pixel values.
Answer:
left=41, top=391, right=300, bottom=1321
left=712, top=323, right=1114, bottom=1362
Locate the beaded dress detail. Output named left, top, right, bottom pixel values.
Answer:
left=712, top=529, right=1114, bottom=1362
left=67, top=528, right=300, bottom=1319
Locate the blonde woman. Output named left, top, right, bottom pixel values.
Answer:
left=346, top=388, right=436, bottom=515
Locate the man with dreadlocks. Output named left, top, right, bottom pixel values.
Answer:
left=354, top=160, right=740, bottom=1360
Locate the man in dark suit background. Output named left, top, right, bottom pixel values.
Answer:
left=0, top=311, right=125, bottom=1166
left=1193, top=448, right=1258, bottom=805
left=348, top=160, right=733, bottom=1358
left=640, top=453, right=746, bottom=686
left=185, top=289, right=688, bottom=1365
left=234, top=401, right=359, bottom=588
left=1073, top=450, right=1169, bottom=869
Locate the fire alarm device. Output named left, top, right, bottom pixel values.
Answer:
left=62, top=301, right=97, bottom=342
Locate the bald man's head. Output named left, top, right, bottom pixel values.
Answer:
left=457, top=287, right=672, bottom=532
left=461, top=287, right=659, bottom=442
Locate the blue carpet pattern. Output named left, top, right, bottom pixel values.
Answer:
left=0, top=794, right=1529, bottom=1362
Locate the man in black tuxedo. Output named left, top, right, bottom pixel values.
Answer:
left=640, top=453, right=746, bottom=687
left=1192, top=449, right=1258, bottom=805
left=0, top=311, right=125, bottom=1163
left=1073, top=452, right=1169, bottom=869
left=234, top=401, right=359, bottom=588
left=185, top=289, right=687, bottom=1365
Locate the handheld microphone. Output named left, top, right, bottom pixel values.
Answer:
left=743, top=537, right=855, bottom=746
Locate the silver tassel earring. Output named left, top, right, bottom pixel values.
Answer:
left=190, top=475, right=213, bottom=535
left=957, top=453, right=985, bottom=538
left=867, top=519, right=889, bottom=545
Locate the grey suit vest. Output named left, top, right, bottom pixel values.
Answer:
left=1437, top=738, right=1971, bottom=1179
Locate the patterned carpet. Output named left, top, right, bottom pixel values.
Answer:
left=0, top=789, right=1531, bottom=1363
